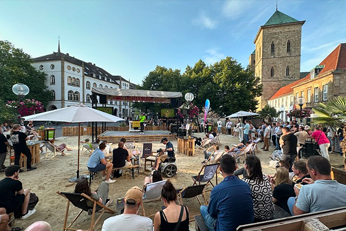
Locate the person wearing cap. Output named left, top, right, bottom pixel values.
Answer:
left=102, top=186, right=152, bottom=231
left=154, top=138, right=174, bottom=171
left=0, top=165, right=36, bottom=219
left=10, top=124, right=37, bottom=172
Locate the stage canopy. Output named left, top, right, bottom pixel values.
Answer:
left=92, top=87, right=182, bottom=103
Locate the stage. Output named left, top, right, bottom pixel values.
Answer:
left=98, top=130, right=176, bottom=143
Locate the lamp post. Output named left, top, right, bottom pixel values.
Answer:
left=12, top=83, right=30, bottom=123
left=297, top=97, right=305, bottom=124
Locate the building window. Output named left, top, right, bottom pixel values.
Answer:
left=72, top=77, right=76, bottom=86
left=301, top=91, right=305, bottom=101
left=323, top=85, right=328, bottom=101
left=290, top=96, right=293, bottom=105
left=67, top=76, right=72, bottom=85
left=270, top=67, right=274, bottom=77
left=74, top=91, right=80, bottom=101
left=67, top=65, right=71, bottom=70
left=93, top=83, right=97, bottom=88
left=271, top=42, right=275, bottom=56
left=307, top=89, right=311, bottom=103
left=86, top=81, right=90, bottom=90
left=68, top=90, right=73, bottom=100
left=76, top=79, right=80, bottom=87
left=105, top=85, right=108, bottom=88
left=295, top=92, right=298, bottom=102
left=86, top=94, right=91, bottom=103
left=286, top=66, right=290, bottom=76
left=314, top=87, right=319, bottom=103
left=50, top=64, right=55, bottom=70
left=39, top=65, right=44, bottom=70
left=51, top=90, right=55, bottom=100
left=50, top=75, right=55, bottom=85
left=99, top=84, right=103, bottom=88
left=287, top=40, right=291, bottom=53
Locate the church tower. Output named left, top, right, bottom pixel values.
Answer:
left=252, top=10, right=305, bottom=109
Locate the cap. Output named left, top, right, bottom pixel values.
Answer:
left=5, top=165, right=20, bottom=176
left=161, top=138, right=168, bottom=143
left=124, top=186, right=143, bottom=205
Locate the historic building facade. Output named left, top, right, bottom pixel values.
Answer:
left=31, top=44, right=135, bottom=117
left=250, top=10, right=305, bottom=109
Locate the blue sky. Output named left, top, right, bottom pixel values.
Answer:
left=1, top=0, right=345, bottom=85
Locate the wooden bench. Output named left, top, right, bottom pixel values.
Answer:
left=195, top=215, right=208, bottom=231
left=113, top=165, right=140, bottom=179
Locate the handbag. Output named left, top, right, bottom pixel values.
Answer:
left=173, top=205, right=185, bottom=231
left=314, top=131, right=322, bottom=150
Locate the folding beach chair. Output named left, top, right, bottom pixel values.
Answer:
left=198, top=139, right=212, bottom=150
left=81, top=143, right=93, bottom=156
left=177, top=184, right=207, bottom=206
left=44, top=142, right=64, bottom=157
left=142, top=180, right=167, bottom=216
left=57, top=191, right=115, bottom=231
left=192, top=163, right=219, bottom=187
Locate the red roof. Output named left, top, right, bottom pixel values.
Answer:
left=269, top=43, right=346, bottom=100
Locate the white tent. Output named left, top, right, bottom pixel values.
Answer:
left=226, top=111, right=259, bottom=118
left=24, top=104, right=124, bottom=181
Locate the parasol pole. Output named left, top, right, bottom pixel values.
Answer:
left=77, top=122, right=80, bottom=179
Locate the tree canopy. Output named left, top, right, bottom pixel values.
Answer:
left=0, top=40, right=51, bottom=106
left=136, top=57, right=262, bottom=116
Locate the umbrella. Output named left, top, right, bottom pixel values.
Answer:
left=226, top=111, right=259, bottom=118
left=24, top=104, right=124, bottom=181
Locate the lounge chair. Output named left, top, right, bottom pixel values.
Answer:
left=192, top=163, right=219, bottom=187
left=177, top=184, right=207, bottom=206
left=81, top=143, right=93, bottom=156
left=142, top=180, right=167, bottom=216
left=57, top=191, right=115, bottom=231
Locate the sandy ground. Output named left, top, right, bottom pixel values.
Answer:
left=2, top=133, right=343, bottom=231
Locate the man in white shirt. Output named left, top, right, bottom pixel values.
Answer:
left=102, top=186, right=152, bottom=231
left=261, top=123, right=271, bottom=151
left=217, top=119, right=222, bottom=135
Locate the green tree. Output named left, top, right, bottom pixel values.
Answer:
left=258, top=105, right=280, bottom=122
left=0, top=40, right=51, bottom=107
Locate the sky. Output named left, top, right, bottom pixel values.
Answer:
left=1, top=0, right=345, bottom=85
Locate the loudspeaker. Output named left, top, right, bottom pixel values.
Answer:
left=171, top=124, right=178, bottom=134
left=99, top=95, right=107, bottom=104
left=178, top=128, right=186, bottom=137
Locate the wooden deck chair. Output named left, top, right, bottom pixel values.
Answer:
left=57, top=191, right=115, bottom=231
left=44, top=142, right=64, bottom=157
left=81, top=143, right=93, bottom=156
left=142, top=180, right=167, bottom=217
left=192, top=163, right=219, bottom=187
left=177, top=184, right=207, bottom=206
left=198, top=139, right=212, bottom=150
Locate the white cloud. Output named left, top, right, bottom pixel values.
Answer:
left=222, top=0, right=252, bottom=20
left=192, top=12, right=217, bottom=29
left=204, top=49, right=226, bottom=64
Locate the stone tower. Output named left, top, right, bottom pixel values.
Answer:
left=251, top=10, right=305, bottom=109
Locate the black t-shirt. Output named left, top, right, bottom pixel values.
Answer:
left=0, top=134, right=8, bottom=153
left=282, top=133, right=298, bottom=156
left=0, top=178, right=23, bottom=207
left=112, top=147, right=129, bottom=168
left=296, top=174, right=311, bottom=185
left=273, top=183, right=295, bottom=213
left=10, top=131, right=27, bottom=149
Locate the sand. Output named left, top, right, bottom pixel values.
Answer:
left=2, top=133, right=343, bottom=231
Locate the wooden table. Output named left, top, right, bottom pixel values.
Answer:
left=177, top=137, right=195, bottom=156
left=10, top=142, right=40, bottom=168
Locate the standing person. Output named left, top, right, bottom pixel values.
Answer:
left=280, top=127, right=297, bottom=171
left=294, top=126, right=309, bottom=147
left=87, top=143, right=116, bottom=184
left=226, top=119, right=232, bottom=136
left=217, top=118, right=222, bottom=135
left=0, top=129, right=9, bottom=172
left=271, top=123, right=277, bottom=148
left=154, top=180, right=189, bottom=231
left=243, top=120, right=250, bottom=143
left=312, top=125, right=330, bottom=160
left=327, top=126, right=335, bottom=153
left=10, top=124, right=37, bottom=172
left=102, top=186, right=152, bottom=231
left=200, top=155, right=254, bottom=231
left=275, top=125, right=283, bottom=150
left=261, top=123, right=270, bottom=151
left=243, top=156, right=274, bottom=222
left=139, top=113, right=146, bottom=133
left=0, top=165, right=36, bottom=219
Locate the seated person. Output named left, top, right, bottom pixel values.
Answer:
left=112, top=142, right=132, bottom=168
left=49, top=140, right=72, bottom=156
left=143, top=170, right=163, bottom=192
left=92, top=138, right=100, bottom=149
left=154, top=138, right=174, bottom=171
left=202, top=145, right=222, bottom=164
left=291, top=160, right=310, bottom=184
left=24, top=221, right=52, bottom=231
left=26, top=122, right=39, bottom=138
left=87, top=143, right=115, bottom=184
left=0, top=165, right=36, bottom=219
left=101, top=140, right=112, bottom=156
left=228, top=141, right=251, bottom=158
left=74, top=177, right=109, bottom=206
left=224, top=145, right=231, bottom=154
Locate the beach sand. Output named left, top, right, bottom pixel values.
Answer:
left=2, top=133, right=343, bottom=230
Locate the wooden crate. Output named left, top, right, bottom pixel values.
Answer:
left=332, top=167, right=346, bottom=184
left=9, top=143, right=40, bottom=168
left=177, top=138, right=195, bottom=156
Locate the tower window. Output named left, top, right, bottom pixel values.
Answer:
left=51, top=90, right=55, bottom=100
left=287, top=40, right=291, bottom=53
left=50, top=75, right=55, bottom=85
left=286, top=66, right=290, bottom=76
left=271, top=42, right=275, bottom=56
left=270, top=67, right=274, bottom=77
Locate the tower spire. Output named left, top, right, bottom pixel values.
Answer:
left=276, top=1, right=278, bottom=11
left=58, top=36, right=61, bottom=53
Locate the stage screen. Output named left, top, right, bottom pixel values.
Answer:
left=161, top=109, right=175, bottom=118
left=97, top=107, right=113, bottom=115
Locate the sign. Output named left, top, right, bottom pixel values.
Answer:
left=185, top=93, right=194, bottom=102
left=142, top=143, right=153, bottom=157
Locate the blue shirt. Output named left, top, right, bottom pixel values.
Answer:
left=87, top=148, right=105, bottom=168
left=166, top=141, right=174, bottom=157
left=208, top=175, right=254, bottom=231
left=244, top=124, right=250, bottom=135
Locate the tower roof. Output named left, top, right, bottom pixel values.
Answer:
left=264, top=10, right=298, bottom=26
